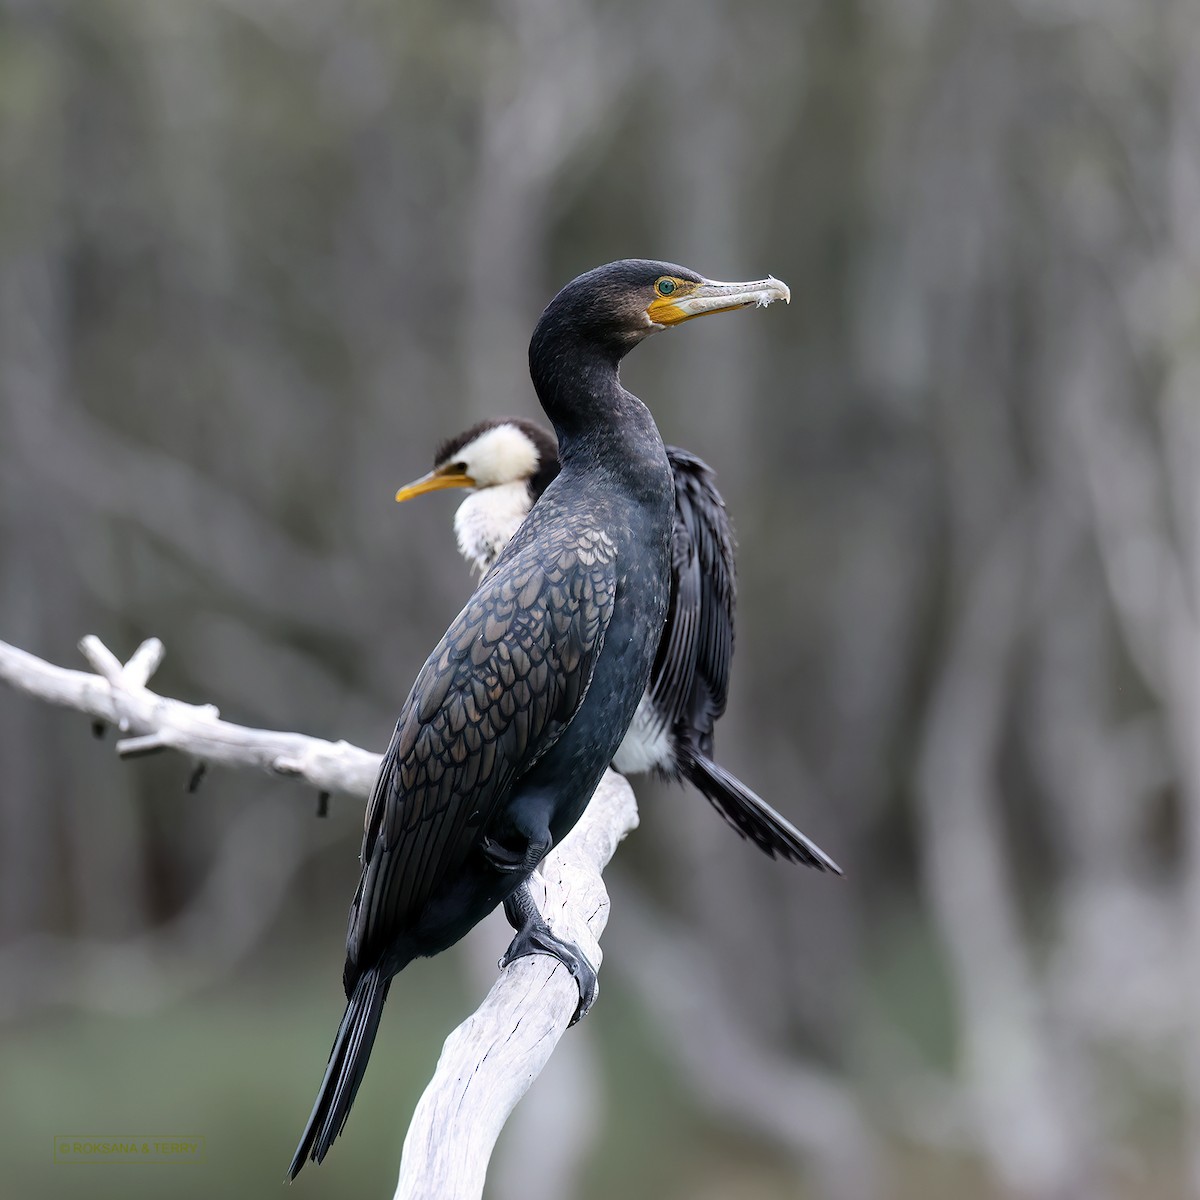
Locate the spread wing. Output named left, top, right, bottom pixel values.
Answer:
left=645, top=446, right=736, bottom=758
left=346, top=521, right=618, bottom=982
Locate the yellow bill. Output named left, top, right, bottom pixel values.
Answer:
left=395, top=469, right=475, bottom=503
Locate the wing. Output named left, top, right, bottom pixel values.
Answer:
left=346, top=520, right=617, bottom=982
left=645, top=446, right=737, bottom=758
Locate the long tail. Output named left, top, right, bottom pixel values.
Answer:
left=678, top=744, right=842, bottom=874
left=287, top=966, right=392, bottom=1180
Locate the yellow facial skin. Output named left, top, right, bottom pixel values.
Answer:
left=645, top=278, right=703, bottom=326
left=394, top=468, right=475, bottom=503
left=646, top=274, right=791, bottom=327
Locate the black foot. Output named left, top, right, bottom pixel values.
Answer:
left=500, top=883, right=598, bottom=1024
left=482, top=834, right=547, bottom=874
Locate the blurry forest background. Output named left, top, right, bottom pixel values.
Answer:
left=2, top=1, right=1199, bottom=1197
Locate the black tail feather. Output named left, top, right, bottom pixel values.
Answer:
left=287, top=967, right=392, bottom=1180
left=678, top=745, right=842, bottom=874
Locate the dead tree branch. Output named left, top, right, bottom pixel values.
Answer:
left=0, top=634, right=380, bottom=797
left=394, top=770, right=636, bottom=1200
left=0, top=632, right=637, bottom=1199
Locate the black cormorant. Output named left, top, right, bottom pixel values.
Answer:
left=396, top=421, right=839, bottom=871
left=288, top=261, right=791, bottom=1177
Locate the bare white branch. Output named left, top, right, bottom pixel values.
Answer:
left=0, top=634, right=380, bottom=797
left=394, top=769, right=636, bottom=1200
left=123, top=636, right=167, bottom=687
left=0, top=633, right=638, bottom=1198
left=78, top=634, right=127, bottom=684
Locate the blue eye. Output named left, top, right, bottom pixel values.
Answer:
left=656, top=279, right=677, bottom=296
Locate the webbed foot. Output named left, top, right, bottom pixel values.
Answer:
left=500, top=881, right=598, bottom=1024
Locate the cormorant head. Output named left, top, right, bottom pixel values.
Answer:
left=531, top=259, right=791, bottom=360
left=394, top=418, right=560, bottom=504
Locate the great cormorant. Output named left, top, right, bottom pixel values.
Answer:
left=396, top=421, right=839, bottom=871
left=288, top=261, right=790, bottom=1177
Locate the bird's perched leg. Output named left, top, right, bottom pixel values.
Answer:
left=500, top=880, right=598, bottom=1024
left=481, top=832, right=550, bottom=874
left=483, top=811, right=598, bottom=1020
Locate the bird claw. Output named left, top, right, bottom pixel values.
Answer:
left=498, top=920, right=598, bottom=1024
left=481, top=835, right=533, bottom=873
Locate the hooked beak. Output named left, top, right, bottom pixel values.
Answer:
left=647, top=275, right=791, bottom=327
left=394, top=468, right=475, bottom=503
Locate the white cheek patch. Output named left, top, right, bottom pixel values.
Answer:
left=461, top=424, right=539, bottom=488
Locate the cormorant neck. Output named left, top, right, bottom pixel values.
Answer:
left=528, top=325, right=661, bottom=481
left=529, top=328, right=618, bottom=434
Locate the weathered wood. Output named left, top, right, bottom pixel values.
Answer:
left=0, top=633, right=637, bottom=1198
left=0, top=635, right=380, bottom=798
left=394, top=768, right=635, bottom=1200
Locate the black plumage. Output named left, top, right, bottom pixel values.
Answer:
left=290, top=260, right=792, bottom=1177
left=398, top=425, right=839, bottom=871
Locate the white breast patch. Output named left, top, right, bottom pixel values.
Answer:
left=612, top=693, right=675, bottom=776
left=453, top=484, right=533, bottom=573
